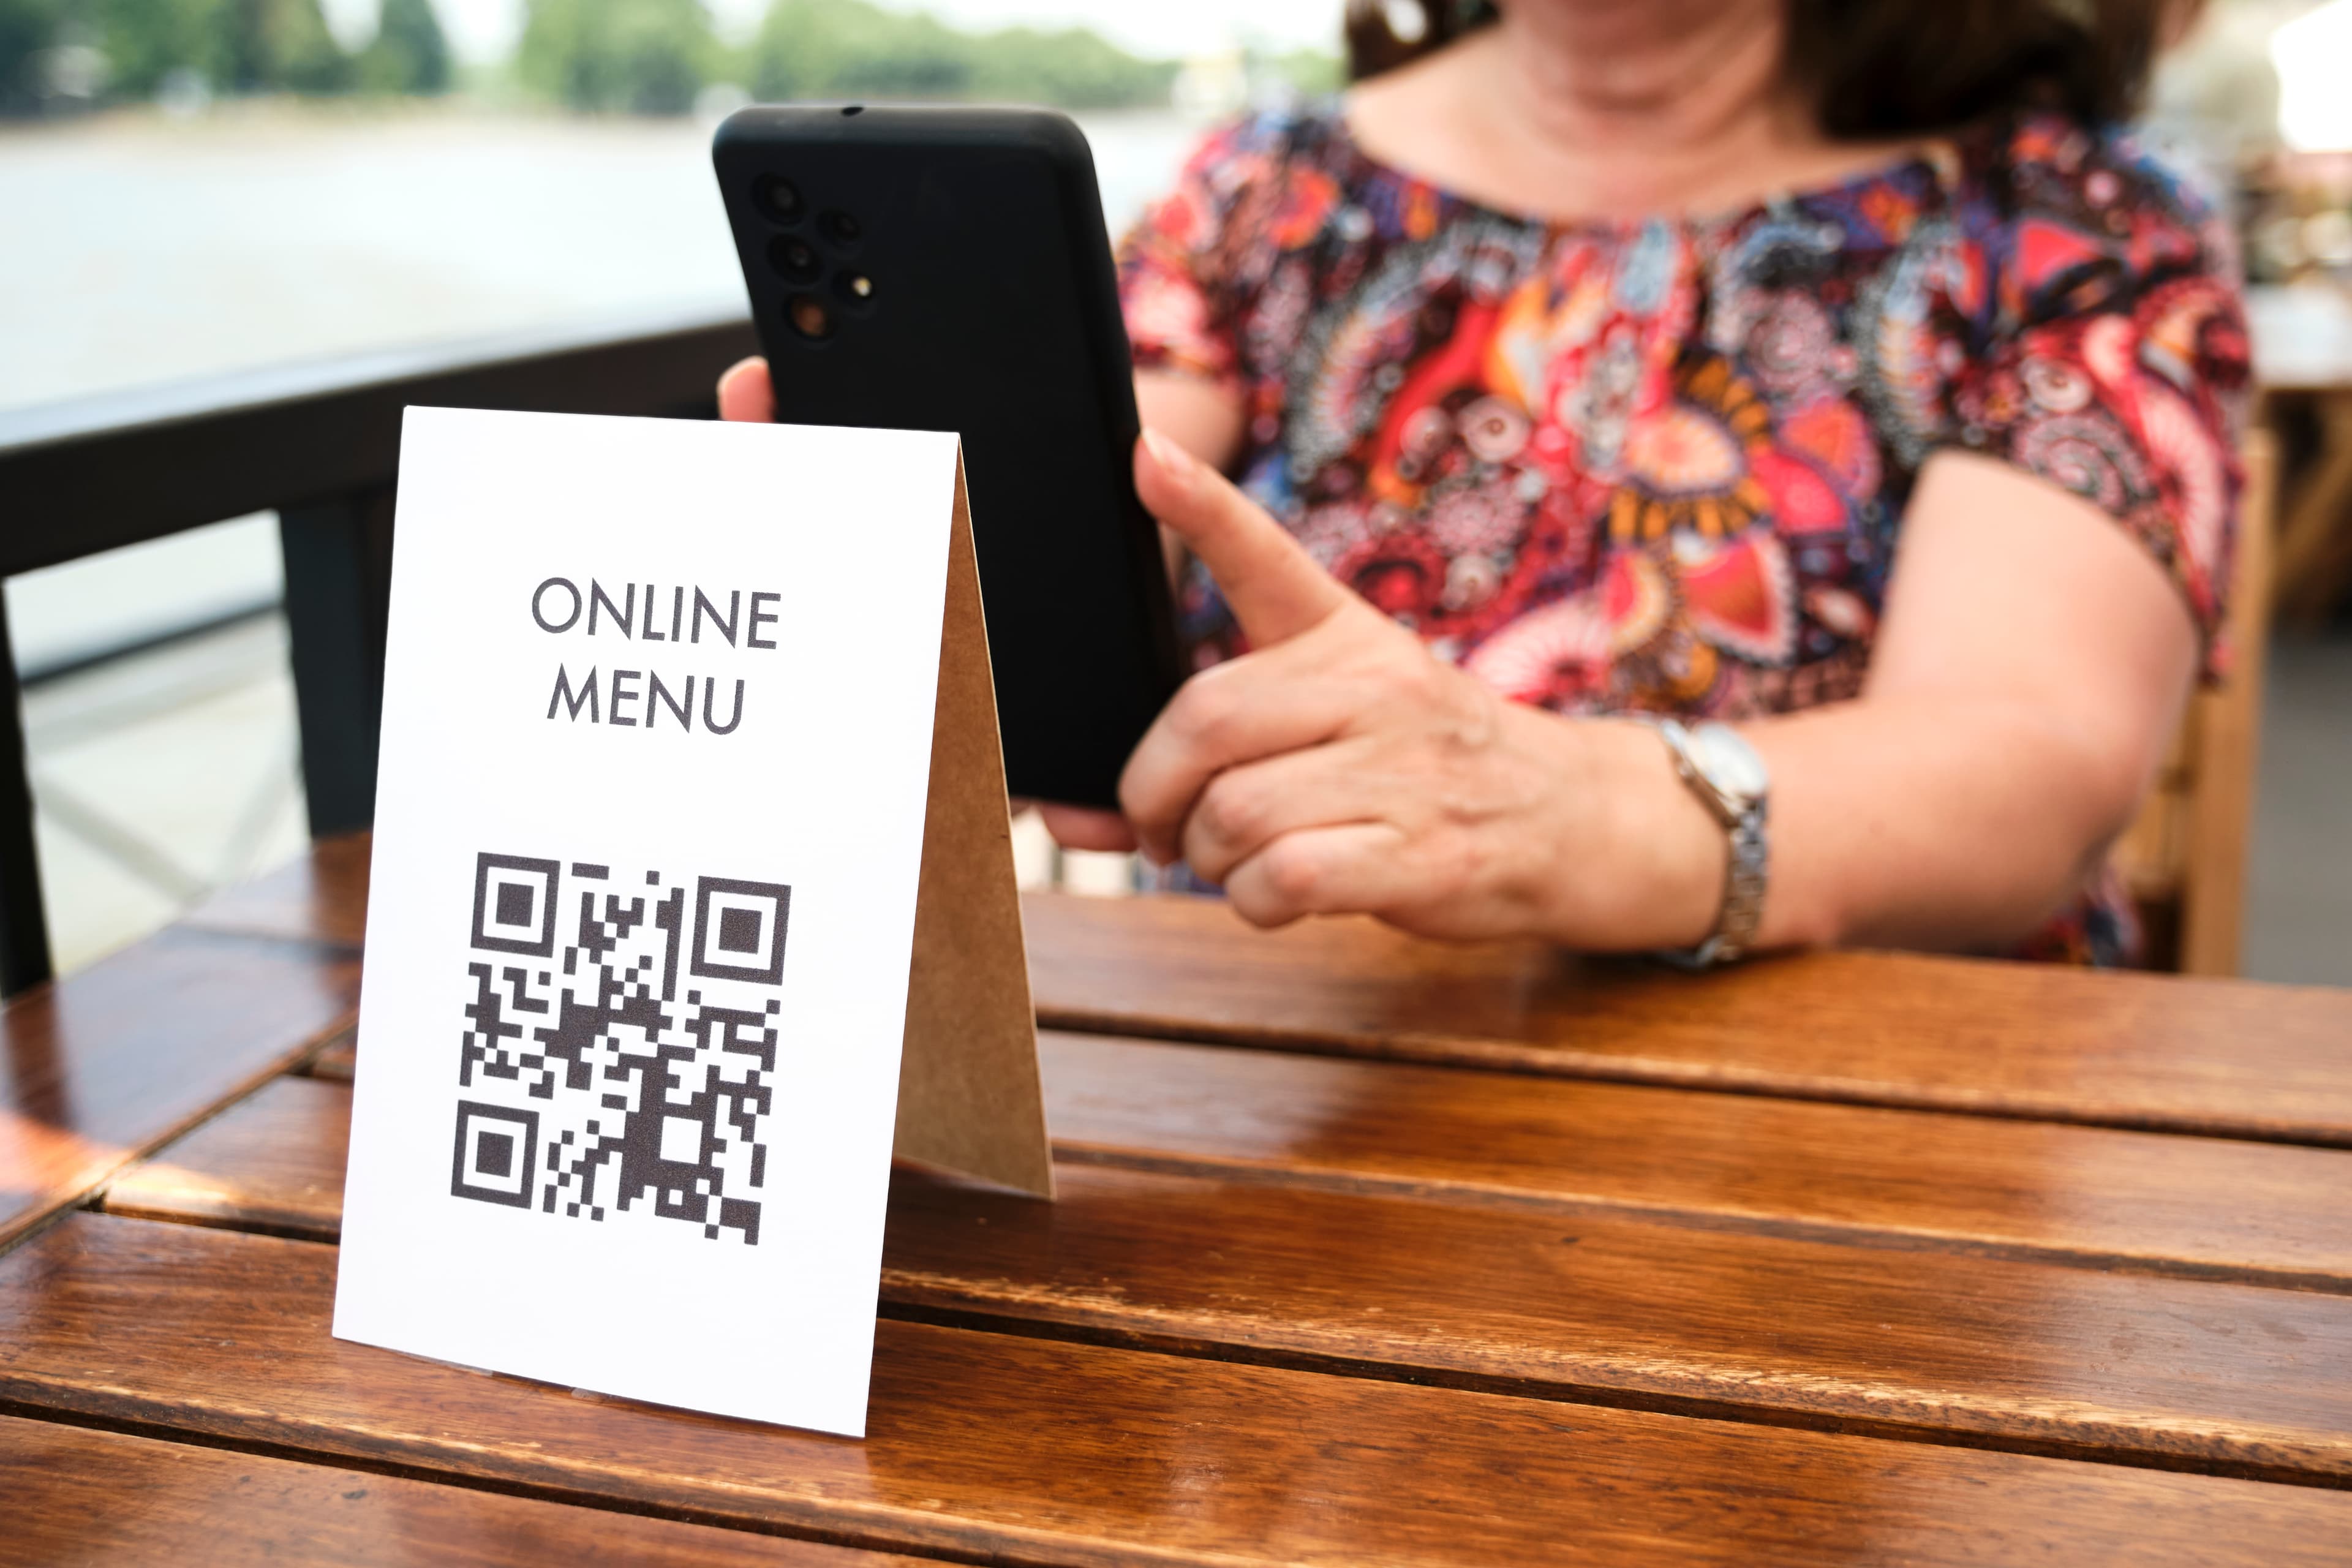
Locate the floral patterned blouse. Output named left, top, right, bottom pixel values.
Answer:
left=1116, top=103, right=2250, bottom=966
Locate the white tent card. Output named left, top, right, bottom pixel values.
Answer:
left=334, top=405, right=1047, bottom=1439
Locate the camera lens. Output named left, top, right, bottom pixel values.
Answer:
left=754, top=175, right=804, bottom=225
left=820, top=209, right=861, bottom=249
left=768, top=235, right=820, bottom=284
left=786, top=295, right=834, bottom=341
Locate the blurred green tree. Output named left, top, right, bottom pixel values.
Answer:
left=1262, top=44, right=1340, bottom=98
left=1, top=0, right=65, bottom=111
left=967, top=26, right=1175, bottom=108
left=519, top=0, right=715, bottom=113
left=74, top=0, right=350, bottom=97
left=359, top=0, right=448, bottom=92
left=747, top=0, right=1174, bottom=110
left=221, top=0, right=350, bottom=91
left=83, top=0, right=200, bottom=97
left=748, top=0, right=963, bottom=102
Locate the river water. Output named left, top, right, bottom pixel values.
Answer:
left=0, top=103, right=1205, bottom=415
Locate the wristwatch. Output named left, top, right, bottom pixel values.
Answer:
left=1651, top=720, right=1770, bottom=968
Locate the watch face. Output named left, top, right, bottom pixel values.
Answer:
left=1691, top=725, right=1769, bottom=804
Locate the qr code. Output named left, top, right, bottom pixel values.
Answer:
left=448, top=851, right=788, bottom=1246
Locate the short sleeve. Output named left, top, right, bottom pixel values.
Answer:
left=1945, top=124, right=2254, bottom=676
left=1116, top=117, right=1284, bottom=389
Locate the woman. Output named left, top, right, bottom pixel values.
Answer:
left=723, top=0, right=2247, bottom=966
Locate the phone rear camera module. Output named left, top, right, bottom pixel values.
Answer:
left=833, top=271, right=876, bottom=312
left=754, top=175, right=804, bottom=226
left=818, top=209, right=862, bottom=250
left=785, top=294, right=834, bottom=341
left=768, top=235, right=821, bottom=284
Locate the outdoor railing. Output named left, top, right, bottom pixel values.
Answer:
left=0, top=306, right=760, bottom=995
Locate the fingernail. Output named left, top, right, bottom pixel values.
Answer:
left=1140, top=426, right=1195, bottom=482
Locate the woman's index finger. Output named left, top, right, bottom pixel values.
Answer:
left=1136, top=428, right=1349, bottom=646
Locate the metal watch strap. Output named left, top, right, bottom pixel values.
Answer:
left=1701, top=804, right=1769, bottom=965
left=1651, top=720, right=1770, bottom=970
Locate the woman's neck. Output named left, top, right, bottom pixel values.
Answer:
left=1348, top=2, right=1907, bottom=223
left=1487, top=0, right=1793, bottom=158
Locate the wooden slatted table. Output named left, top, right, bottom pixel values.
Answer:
left=6, top=831, right=2352, bottom=1563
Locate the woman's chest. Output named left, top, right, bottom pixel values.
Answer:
left=1208, top=211, right=1971, bottom=718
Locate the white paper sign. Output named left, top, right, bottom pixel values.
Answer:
left=333, top=405, right=965, bottom=1437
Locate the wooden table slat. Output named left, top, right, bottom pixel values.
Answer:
left=178, top=831, right=370, bottom=950
left=0, top=1413, right=935, bottom=1566
left=6, top=1212, right=2351, bottom=1568
left=99, top=1073, right=2352, bottom=1485
left=1039, top=1032, right=2352, bottom=1292
left=104, top=1072, right=352, bottom=1238
left=1023, top=891, right=2352, bottom=1147
left=0, top=925, right=358, bottom=1251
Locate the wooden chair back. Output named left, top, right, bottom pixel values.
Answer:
left=2111, top=428, right=2277, bottom=974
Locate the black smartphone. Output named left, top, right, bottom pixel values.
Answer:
left=711, top=103, right=1183, bottom=810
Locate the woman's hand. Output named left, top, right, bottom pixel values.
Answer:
left=1118, top=429, right=1721, bottom=941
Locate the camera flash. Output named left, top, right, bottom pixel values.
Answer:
left=848, top=274, right=873, bottom=298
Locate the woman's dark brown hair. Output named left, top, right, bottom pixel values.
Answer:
left=1343, top=0, right=2192, bottom=136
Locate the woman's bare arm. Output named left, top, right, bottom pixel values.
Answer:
left=1746, top=450, right=2197, bottom=949
left=1117, top=434, right=2198, bottom=953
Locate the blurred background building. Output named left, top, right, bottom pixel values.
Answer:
left=2, top=0, right=2348, bottom=979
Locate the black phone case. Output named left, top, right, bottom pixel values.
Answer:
left=712, top=103, right=1183, bottom=810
